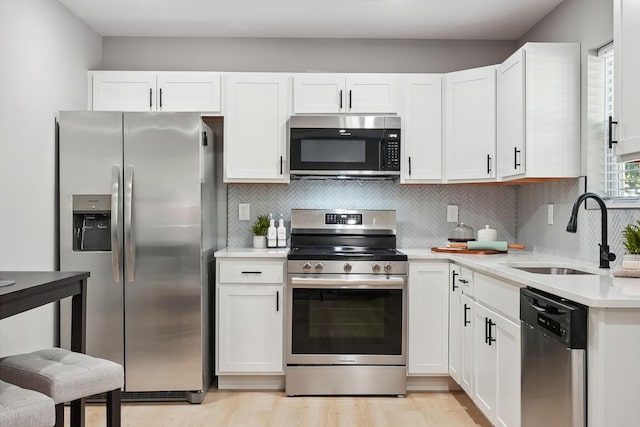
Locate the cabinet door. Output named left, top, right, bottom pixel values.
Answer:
left=495, top=312, right=521, bottom=427
left=91, top=71, right=157, bottom=111
left=157, top=72, right=221, bottom=112
left=460, top=293, right=474, bottom=396
left=444, top=66, right=497, bottom=182
left=346, top=74, right=400, bottom=113
left=473, top=302, right=497, bottom=419
left=498, top=49, right=526, bottom=179
left=402, top=75, right=443, bottom=183
left=614, top=0, right=640, bottom=161
left=407, top=262, right=449, bottom=375
left=293, top=74, right=345, bottom=113
left=217, top=285, right=283, bottom=373
left=224, top=74, right=290, bottom=183
left=448, top=264, right=462, bottom=382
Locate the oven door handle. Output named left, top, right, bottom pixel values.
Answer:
left=290, top=276, right=405, bottom=287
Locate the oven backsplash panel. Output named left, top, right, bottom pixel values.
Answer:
left=227, top=181, right=517, bottom=249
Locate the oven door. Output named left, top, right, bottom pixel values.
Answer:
left=287, top=274, right=406, bottom=366
left=289, top=128, right=391, bottom=175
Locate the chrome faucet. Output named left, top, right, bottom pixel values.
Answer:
left=566, top=192, right=616, bottom=268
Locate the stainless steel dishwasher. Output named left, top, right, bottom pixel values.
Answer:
left=520, top=288, right=588, bottom=427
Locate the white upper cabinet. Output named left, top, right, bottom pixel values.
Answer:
left=224, top=73, right=291, bottom=183
left=293, top=74, right=400, bottom=114
left=91, top=71, right=157, bottom=111
left=614, top=0, right=640, bottom=161
left=401, top=75, right=443, bottom=183
left=293, top=74, right=346, bottom=113
left=444, top=66, right=497, bottom=182
left=498, top=43, right=580, bottom=180
left=89, top=71, right=222, bottom=113
left=156, top=72, right=221, bottom=112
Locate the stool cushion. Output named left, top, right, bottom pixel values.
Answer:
left=0, top=348, right=124, bottom=404
left=0, top=379, right=55, bottom=427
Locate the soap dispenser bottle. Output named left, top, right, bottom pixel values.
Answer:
left=267, top=214, right=277, bottom=248
left=277, top=214, right=287, bottom=248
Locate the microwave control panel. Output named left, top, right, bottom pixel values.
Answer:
left=382, top=130, right=400, bottom=171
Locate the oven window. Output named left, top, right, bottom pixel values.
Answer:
left=300, top=139, right=366, bottom=163
left=291, top=288, right=403, bottom=355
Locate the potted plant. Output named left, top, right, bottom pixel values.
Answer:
left=622, top=219, right=640, bottom=269
left=252, top=214, right=270, bottom=248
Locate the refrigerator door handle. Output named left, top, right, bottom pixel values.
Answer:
left=111, top=165, right=121, bottom=283
left=125, top=165, right=136, bottom=282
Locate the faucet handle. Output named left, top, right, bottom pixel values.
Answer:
left=599, top=244, right=617, bottom=262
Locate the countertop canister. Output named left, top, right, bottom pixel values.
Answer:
left=477, top=225, right=497, bottom=242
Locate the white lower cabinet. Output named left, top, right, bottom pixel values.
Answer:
left=460, top=293, right=475, bottom=396
left=407, top=262, right=449, bottom=374
left=473, top=300, right=521, bottom=427
left=216, top=260, right=284, bottom=374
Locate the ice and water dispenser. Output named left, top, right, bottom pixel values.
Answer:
left=72, top=195, right=111, bottom=251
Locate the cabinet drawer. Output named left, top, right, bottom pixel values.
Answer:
left=459, top=266, right=474, bottom=297
left=474, top=272, right=521, bottom=322
left=219, top=260, right=284, bottom=284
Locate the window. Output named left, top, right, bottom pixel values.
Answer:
left=600, top=44, right=640, bottom=199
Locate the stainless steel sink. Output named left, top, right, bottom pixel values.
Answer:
left=511, top=266, right=595, bottom=275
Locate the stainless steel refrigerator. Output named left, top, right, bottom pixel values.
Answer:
left=58, top=111, right=226, bottom=403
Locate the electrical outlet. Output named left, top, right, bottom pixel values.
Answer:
left=238, top=203, right=250, bottom=221
left=447, top=205, right=459, bottom=223
left=547, top=204, right=554, bottom=225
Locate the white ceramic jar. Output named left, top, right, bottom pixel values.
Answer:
left=477, top=225, right=497, bottom=242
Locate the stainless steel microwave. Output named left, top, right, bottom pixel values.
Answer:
left=289, top=116, right=401, bottom=179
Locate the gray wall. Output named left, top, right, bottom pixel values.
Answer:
left=516, top=0, right=639, bottom=264
left=0, top=0, right=102, bottom=356
left=102, top=37, right=516, bottom=73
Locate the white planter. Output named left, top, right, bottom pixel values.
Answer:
left=253, top=236, right=267, bottom=249
left=622, top=254, right=640, bottom=270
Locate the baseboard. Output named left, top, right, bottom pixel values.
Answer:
left=406, top=376, right=460, bottom=391
left=217, top=375, right=285, bottom=390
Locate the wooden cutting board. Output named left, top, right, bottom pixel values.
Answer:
left=431, top=247, right=504, bottom=255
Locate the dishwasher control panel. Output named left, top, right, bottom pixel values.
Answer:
left=537, top=314, right=566, bottom=338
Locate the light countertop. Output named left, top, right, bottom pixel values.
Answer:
left=403, top=249, right=640, bottom=308
left=214, top=247, right=289, bottom=258
left=214, top=247, right=640, bottom=308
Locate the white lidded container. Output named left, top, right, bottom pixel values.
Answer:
left=477, top=225, right=497, bottom=242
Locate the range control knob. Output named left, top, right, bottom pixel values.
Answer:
left=343, top=263, right=352, bottom=273
left=302, top=262, right=312, bottom=272
left=384, top=263, right=393, bottom=273
left=372, top=263, right=381, bottom=273
left=314, top=263, right=324, bottom=272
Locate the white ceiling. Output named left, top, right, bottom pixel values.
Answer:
left=57, top=0, right=564, bottom=40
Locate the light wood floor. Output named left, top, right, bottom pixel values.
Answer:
left=67, top=389, right=491, bottom=427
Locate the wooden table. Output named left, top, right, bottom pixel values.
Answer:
left=0, top=271, right=90, bottom=427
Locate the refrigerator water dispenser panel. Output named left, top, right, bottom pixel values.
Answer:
left=72, top=195, right=111, bottom=252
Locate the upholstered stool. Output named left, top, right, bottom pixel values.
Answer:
left=0, top=379, right=55, bottom=427
left=0, top=348, right=123, bottom=427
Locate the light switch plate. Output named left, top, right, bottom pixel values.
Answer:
left=447, top=205, right=458, bottom=223
left=239, top=203, right=250, bottom=221
left=547, top=204, right=554, bottom=225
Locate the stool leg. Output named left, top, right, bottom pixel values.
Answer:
left=55, top=403, right=64, bottom=427
left=70, top=397, right=86, bottom=427
left=106, top=388, right=121, bottom=427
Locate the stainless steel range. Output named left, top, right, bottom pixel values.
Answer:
left=286, top=209, right=408, bottom=396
